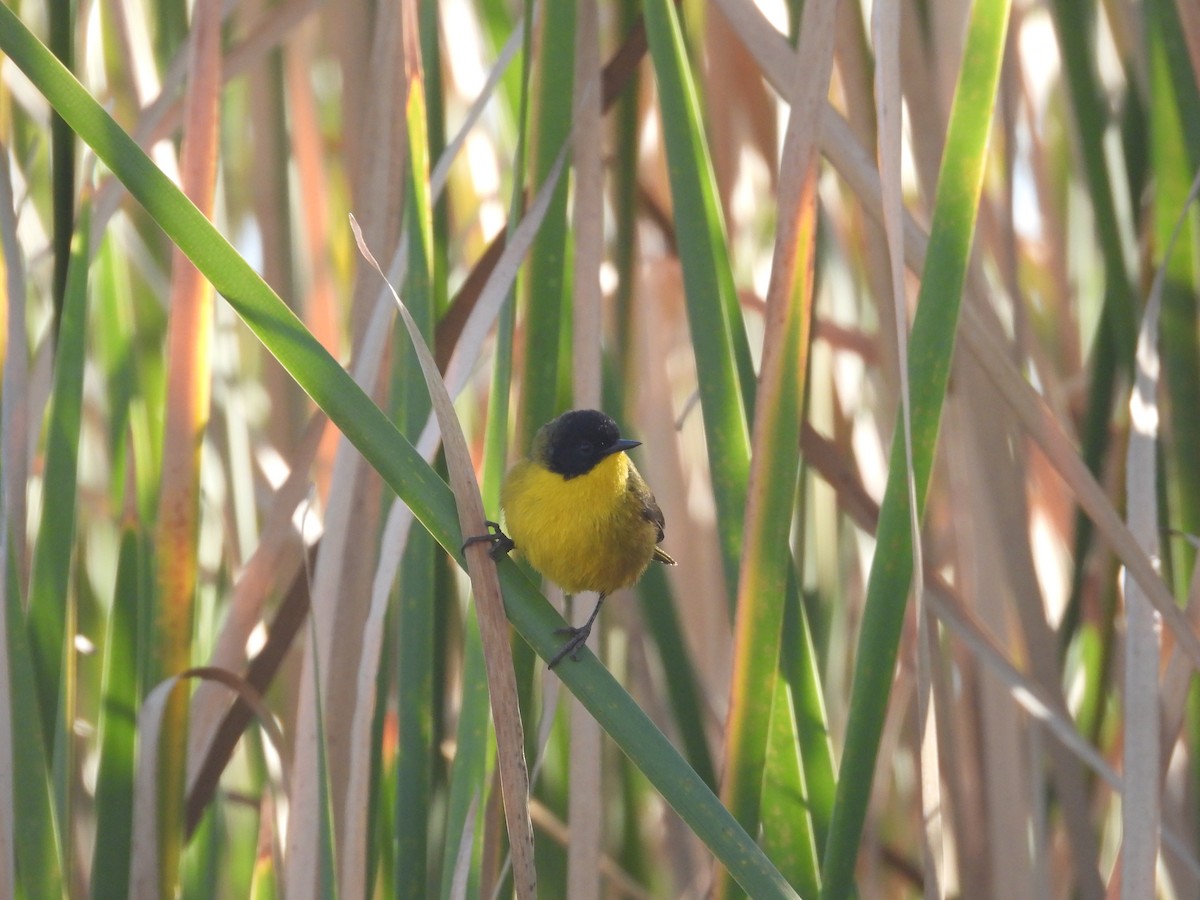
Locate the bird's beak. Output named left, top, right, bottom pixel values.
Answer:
left=606, top=438, right=641, bottom=456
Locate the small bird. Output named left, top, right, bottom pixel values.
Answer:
left=468, top=409, right=676, bottom=668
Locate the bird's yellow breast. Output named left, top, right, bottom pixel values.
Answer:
left=500, top=452, right=660, bottom=595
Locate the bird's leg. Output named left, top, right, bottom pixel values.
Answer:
left=548, top=593, right=607, bottom=669
left=461, top=520, right=515, bottom=560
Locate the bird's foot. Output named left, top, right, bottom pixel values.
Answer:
left=461, top=521, right=514, bottom=560
left=548, top=622, right=593, bottom=669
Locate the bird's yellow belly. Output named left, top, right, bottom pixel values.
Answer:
left=501, top=456, right=658, bottom=595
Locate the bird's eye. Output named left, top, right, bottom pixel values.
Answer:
left=577, top=441, right=593, bottom=456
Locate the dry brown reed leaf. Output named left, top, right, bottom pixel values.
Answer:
left=958, top=351, right=1106, bottom=897
left=572, top=2, right=604, bottom=413
left=1113, top=169, right=1200, bottom=898
left=283, top=298, right=394, bottom=898
left=447, top=790, right=481, bottom=900
left=960, top=309, right=1198, bottom=666
left=565, top=689, right=602, bottom=899
left=946, top=390, right=1047, bottom=897
left=705, top=7, right=777, bottom=225
left=1117, top=269, right=1163, bottom=898
left=566, top=2, right=605, bottom=896
left=1162, top=553, right=1200, bottom=771
left=1160, top=552, right=1200, bottom=891
left=351, top=214, right=537, bottom=898
left=345, top=0, right=409, bottom=340
left=156, top=0, right=222, bottom=603
left=832, top=2, right=901, bottom=402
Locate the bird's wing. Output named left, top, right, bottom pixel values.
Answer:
left=636, top=485, right=667, bottom=544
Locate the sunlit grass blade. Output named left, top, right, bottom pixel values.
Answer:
left=761, top=676, right=819, bottom=897
left=779, top=573, right=834, bottom=855
left=91, top=520, right=141, bottom=900
left=394, top=75, right=438, bottom=900
left=714, top=0, right=835, bottom=893
left=818, top=0, right=1012, bottom=894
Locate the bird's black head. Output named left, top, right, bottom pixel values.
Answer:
left=534, top=409, right=641, bottom=479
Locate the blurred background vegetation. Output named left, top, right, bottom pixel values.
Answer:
left=1, top=0, right=1198, bottom=896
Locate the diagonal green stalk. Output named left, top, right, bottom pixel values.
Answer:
left=90, top=523, right=141, bottom=900
left=818, top=0, right=1012, bottom=895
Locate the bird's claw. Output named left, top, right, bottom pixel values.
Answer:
left=462, top=520, right=514, bottom=560
left=548, top=624, right=590, bottom=669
